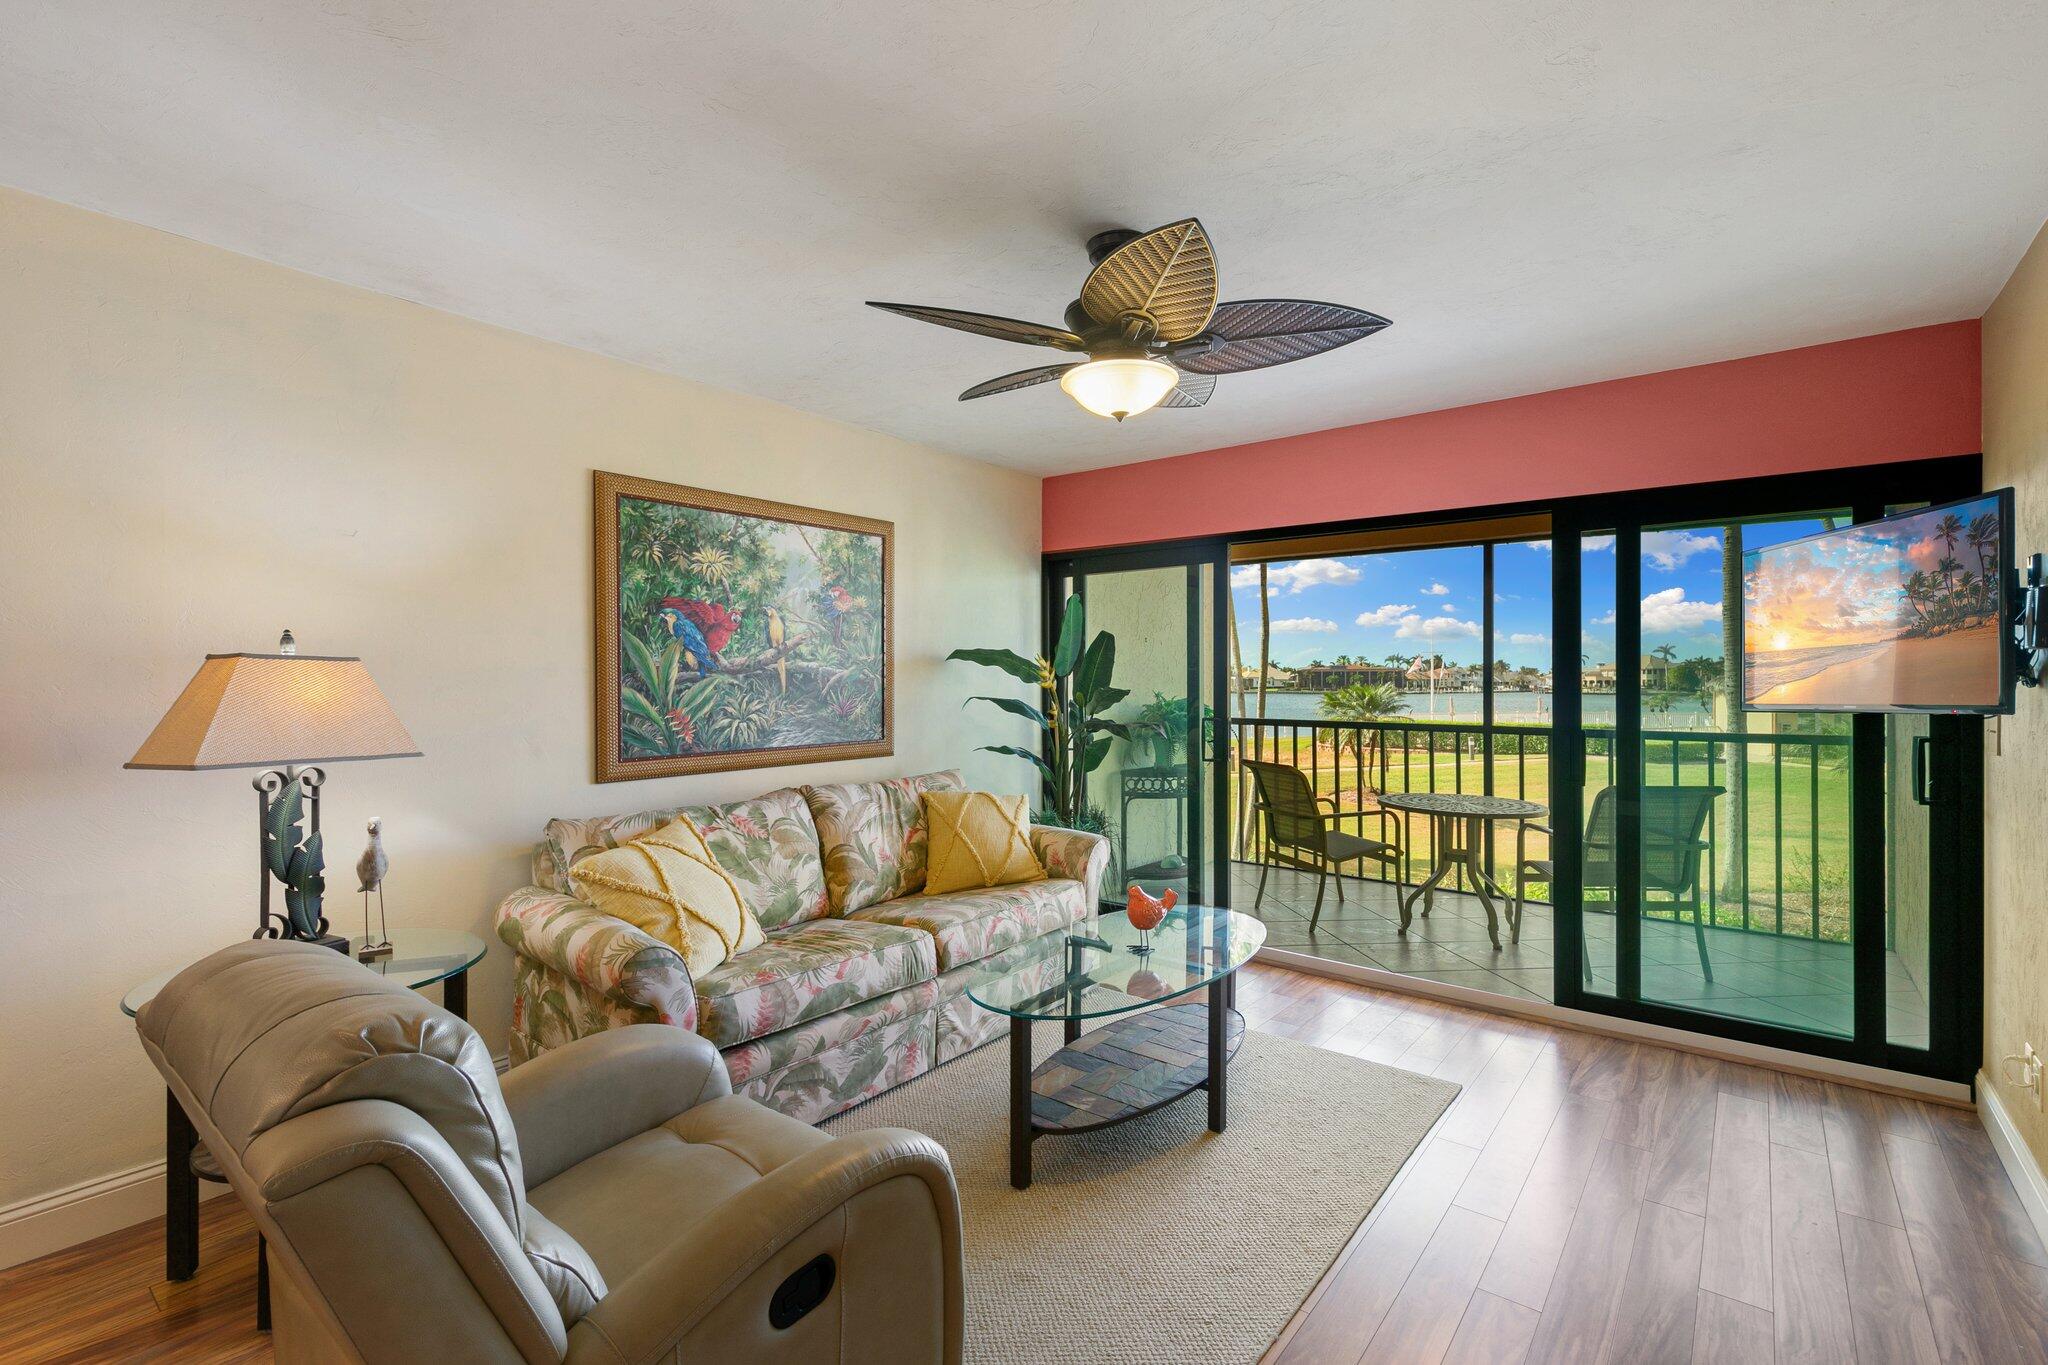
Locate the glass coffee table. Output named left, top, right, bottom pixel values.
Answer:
left=968, top=904, right=1265, bottom=1189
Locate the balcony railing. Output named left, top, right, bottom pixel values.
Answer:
left=1229, top=715, right=1853, bottom=944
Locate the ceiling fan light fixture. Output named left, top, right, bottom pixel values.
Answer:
left=1059, top=357, right=1178, bottom=422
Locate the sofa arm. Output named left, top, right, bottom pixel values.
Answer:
left=563, top=1128, right=963, bottom=1365
left=503, top=1025, right=733, bottom=1188
left=1031, top=824, right=1110, bottom=911
left=497, top=886, right=699, bottom=1034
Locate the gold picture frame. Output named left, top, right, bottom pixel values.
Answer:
left=594, top=470, right=893, bottom=782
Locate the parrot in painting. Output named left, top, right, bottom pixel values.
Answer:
left=765, top=606, right=788, bottom=693
left=818, top=584, right=865, bottom=647
left=656, top=597, right=744, bottom=672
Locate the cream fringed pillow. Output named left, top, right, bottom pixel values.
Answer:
left=569, top=816, right=763, bottom=975
left=922, top=791, right=1047, bottom=896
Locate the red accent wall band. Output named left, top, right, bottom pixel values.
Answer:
left=1041, top=321, right=1982, bottom=553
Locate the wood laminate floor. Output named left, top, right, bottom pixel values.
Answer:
left=2, top=964, right=2040, bottom=1362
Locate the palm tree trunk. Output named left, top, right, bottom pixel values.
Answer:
left=1229, top=581, right=1250, bottom=859
left=1257, top=562, right=1271, bottom=721
left=1718, top=524, right=1748, bottom=915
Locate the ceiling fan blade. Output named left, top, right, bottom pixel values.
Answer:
left=958, top=363, right=1078, bottom=401
left=1079, top=219, right=1218, bottom=343
left=867, top=302, right=1083, bottom=350
left=1159, top=372, right=1216, bottom=409
left=1169, top=299, right=1390, bottom=375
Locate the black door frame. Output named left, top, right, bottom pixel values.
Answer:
left=1044, top=453, right=1983, bottom=1083
left=1044, top=537, right=1234, bottom=912
left=1550, top=459, right=1984, bottom=1083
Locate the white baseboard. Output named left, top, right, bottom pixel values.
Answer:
left=0, top=1160, right=233, bottom=1272
left=0, top=1051, right=509, bottom=1272
left=1976, top=1070, right=2048, bottom=1250
left=1255, top=946, right=1973, bottom=1105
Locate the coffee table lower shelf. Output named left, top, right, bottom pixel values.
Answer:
left=1008, top=997, right=1245, bottom=1189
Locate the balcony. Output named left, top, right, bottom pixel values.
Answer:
left=1227, top=715, right=1930, bottom=1046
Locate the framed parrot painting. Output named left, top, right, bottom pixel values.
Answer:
left=593, top=470, right=892, bottom=781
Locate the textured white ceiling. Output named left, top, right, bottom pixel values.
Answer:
left=4, top=3, right=2046, bottom=474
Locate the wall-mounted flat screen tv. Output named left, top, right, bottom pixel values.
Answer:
left=1742, top=489, right=2014, bottom=714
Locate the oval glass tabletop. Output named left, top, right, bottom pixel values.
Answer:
left=121, top=929, right=488, bottom=1018
left=966, top=904, right=1265, bottom=1023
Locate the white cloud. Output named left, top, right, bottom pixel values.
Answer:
left=1440, top=603, right=1457, bottom=613
left=1528, top=536, right=1614, bottom=552
left=1270, top=617, right=1339, bottom=633
left=1422, top=582, right=1450, bottom=595
left=1508, top=632, right=1550, bottom=645
left=1235, top=558, right=1362, bottom=594
left=1642, top=529, right=1720, bottom=571
left=1640, top=587, right=1722, bottom=632
left=1354, top=603, right=1416, bottom=627
left=1591, top=610, right=1616, bottom=625
left=1395, top=613, right=1481, bottom=641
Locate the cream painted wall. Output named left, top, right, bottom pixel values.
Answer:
left=0, top=187, right=1042, bottom=1220
left=1983, top=215, right=2048, bottom=1169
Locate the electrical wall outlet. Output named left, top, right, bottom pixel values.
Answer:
left=2004, top=1042, right=2044, bottom=1109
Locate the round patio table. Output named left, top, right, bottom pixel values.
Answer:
left=1377, top=792, right=1545, bottom=950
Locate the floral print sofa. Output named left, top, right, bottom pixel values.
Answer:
left=495, top=770, right=1109, bottom=1122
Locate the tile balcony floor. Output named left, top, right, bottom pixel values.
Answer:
left=1230, top=861, right=1931, bottom=1049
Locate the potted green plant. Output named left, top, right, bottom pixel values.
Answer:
left=1133, top=692, right=1189, bottom=768
left=949, top=593, right=1129, bottom=833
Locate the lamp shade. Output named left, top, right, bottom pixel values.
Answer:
left=125, top=653, right=420, bottom=770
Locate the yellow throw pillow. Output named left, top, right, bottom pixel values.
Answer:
left=922, top=791, right=1047, bottom=896
left=570, top=816, right=764, bottom=975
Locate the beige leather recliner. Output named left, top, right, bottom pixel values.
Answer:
left=135, top=940, right=965, bottom=1364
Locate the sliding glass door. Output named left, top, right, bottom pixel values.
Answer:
left=1045, top=541, right=1231, bottom=910
left=1552, top=471, right=1983, bottom=1081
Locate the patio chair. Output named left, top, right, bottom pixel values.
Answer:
left=1515, top=784, right=1724, bottom=982
left=1243, top=759, right=1400, bottom=930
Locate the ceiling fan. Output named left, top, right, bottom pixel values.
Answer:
left=868, top=218, right=1390, bottom=422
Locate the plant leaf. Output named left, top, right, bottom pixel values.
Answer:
left=946, top=647, right=1042, bottom=686
left=1051, top=595, right=1085, bottom=677
left=1088, top=685, right=1130, bottom=714
left=1081, top=735, right=1114, bottom=771
left=621, top=632, right=665, bottom=696
left=1074, top=629, right=1115, bottom=700
left=965, top=694, right=1048, bottom=727
left=265, top=782, right=302, bottom=845
left=620, top=685, right=675, bottom=746
left=675, top=674, right=732, bottom=724
left=976, top=743, right=1056, bottom=785
left=1087, top=717, right=1134, bottom=741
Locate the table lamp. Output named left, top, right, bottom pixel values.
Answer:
left=126, top=630, right=421, bottom=954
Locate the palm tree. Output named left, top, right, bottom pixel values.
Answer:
left=1937, top=556, right=1964, bottom=625
left=1936, top=513, right=1965, bottom=594
left=1968, top=511, right=2000, bottom=589
left=1319, top=682, right=1406, bottom=788
left=1652, top=643, right=1678, bottom=663
left=1904, top=570, right=1933, bottom=633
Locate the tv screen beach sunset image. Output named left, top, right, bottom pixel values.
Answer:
left=1743, top=495, right=2005, bottom=710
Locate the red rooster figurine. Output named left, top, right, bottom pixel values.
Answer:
left=1125, top=885, right=1177, bottom=953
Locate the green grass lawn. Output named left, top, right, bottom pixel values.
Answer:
left=1233, top=734, right=1853, bottom=942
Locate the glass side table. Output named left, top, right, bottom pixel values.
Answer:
left=121, top=930, right=487, bottom=1330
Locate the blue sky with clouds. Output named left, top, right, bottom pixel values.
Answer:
left=1231, top=520, right=1832, bottom=672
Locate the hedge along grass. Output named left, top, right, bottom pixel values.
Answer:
left=1233, top=731, right=1852, bottom=943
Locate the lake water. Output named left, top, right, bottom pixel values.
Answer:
left=1237, top=690, right=1711, bottom=728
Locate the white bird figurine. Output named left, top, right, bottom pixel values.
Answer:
left=356, top=817, right=392, bottom=959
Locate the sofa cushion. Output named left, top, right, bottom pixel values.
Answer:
left=846, top=878, right=1088, bottom=972
left=803, top=770, right=965, bottom=913
left=686, top=788, right=833, bottom=928
left=568, top=817, right=765, bottom=976
left=692, top=918, right=938, bottom=1048
left=535, top=787, right=829, bottom=929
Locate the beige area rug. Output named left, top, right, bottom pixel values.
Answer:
left=824, top=1020, right=1460, bottom=1364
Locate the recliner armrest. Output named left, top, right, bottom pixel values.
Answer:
left=497, top=885, right=699, bottom=1031
left=564, top=1128, right=963, bottom=1365
left=503, top=1025, right=733, bottom=1188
